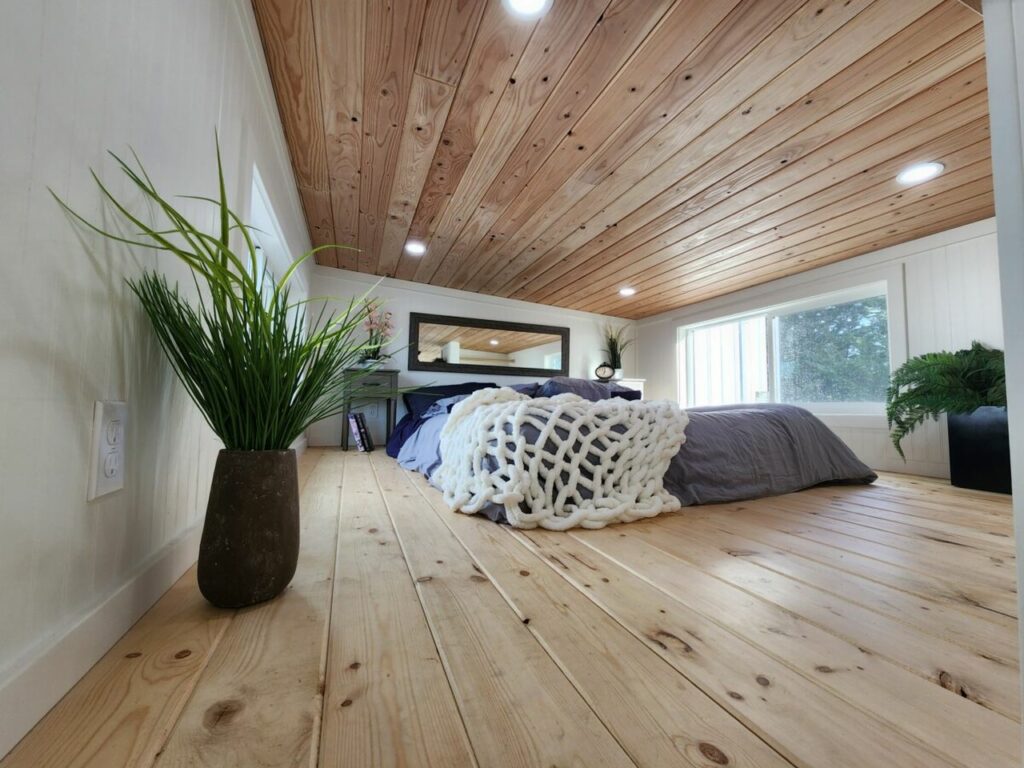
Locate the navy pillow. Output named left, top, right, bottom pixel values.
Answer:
left=610, top=384, right=642, bottom=401
left=402, top=381, right=497, bottom=419
left=538, top=377, right=612, bottom=402
left=385, top=412, right=421, bottom=458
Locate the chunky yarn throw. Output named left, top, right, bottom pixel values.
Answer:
left=435, top=388, right=689, bottom=530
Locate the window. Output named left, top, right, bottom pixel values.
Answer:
left=680, top=284, right=891, bottom=412
left=249, top=166, right=306, bottom=330
left=774, top=295, right=890, bottom=405
left=686, top=316, right=769, bottom=407
left=248, top=166, right=288, bottom=286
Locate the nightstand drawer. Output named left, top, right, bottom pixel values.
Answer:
left=354, top=372, right=395, bottom=389
left=345, top=369, right=399, bottom=396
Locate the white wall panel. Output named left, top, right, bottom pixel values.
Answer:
left=0, top=0, right=310, bottom=754
left=980, top=0, right=1024, bottom=719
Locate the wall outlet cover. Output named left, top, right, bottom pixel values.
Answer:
left=88, top=401, right=127, bottom=501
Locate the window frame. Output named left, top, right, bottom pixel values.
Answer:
left=678, top=276, right=903, bottom=419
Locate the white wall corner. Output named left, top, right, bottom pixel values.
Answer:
left=0, top=523, right=202, bottom=758
left=980, top=0, right=1024, bottom=719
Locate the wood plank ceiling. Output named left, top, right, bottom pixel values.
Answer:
left=253, top=0, right=991, bottom=320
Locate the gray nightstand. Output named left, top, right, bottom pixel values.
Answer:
left=341, top=369, right=399, bottom=450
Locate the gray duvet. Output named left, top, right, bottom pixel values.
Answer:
left=664, top=403, right=876, bottom=505
left=396, top=401, right=876, bottom=518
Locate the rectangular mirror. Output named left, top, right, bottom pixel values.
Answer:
left=408, top=312, right=570, bottom=377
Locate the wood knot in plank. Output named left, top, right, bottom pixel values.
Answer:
left=203, top=699, right=244, bottom=730
left=174, top=649, right=192, bottom=660
left=699, top=742, right=730, bottom=764
left=938, top=670, right=978, bottom=702
left=655, top=630, right=693, bottom=653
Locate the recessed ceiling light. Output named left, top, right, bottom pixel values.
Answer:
left=503, top=0, right=551, bottom=19
left=619, top=287, right=636, bottom=297
left=489, top=339, right=500, bottom=346
left=896, top=161, right=944, bottom=185
left=404, top=240, right=427, bottom=256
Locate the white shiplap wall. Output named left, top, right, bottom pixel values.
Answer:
left=636, top=219, right=1003, bottom=477
left=0, top=0, right=311, bottom=755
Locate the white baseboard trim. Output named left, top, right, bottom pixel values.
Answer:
left=291, top=434, right=309, bottom=455
left=0, top=522, right=202, bottom=759
left=874, top=458, right=950, bottom=479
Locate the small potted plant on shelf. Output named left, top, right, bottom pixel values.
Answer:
left=360, top=300, right=393, bottom=366
left=54, top=140, right=391, bottom=608
left=602, top=323, right=633, bottom=380
left=886, top=341, right=1009, bottom=493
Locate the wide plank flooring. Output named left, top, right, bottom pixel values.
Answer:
left=3, top=448, right=1019, bottom=767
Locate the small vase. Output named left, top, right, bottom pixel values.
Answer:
left=613, top=368, right=624, bottom=380
left=198, top=449, right=299, bottom=608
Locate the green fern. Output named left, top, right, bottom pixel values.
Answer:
left=886, top=341, right=1006, bottom=458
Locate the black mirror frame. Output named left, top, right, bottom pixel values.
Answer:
left=408, top=312, right=570, bottom=378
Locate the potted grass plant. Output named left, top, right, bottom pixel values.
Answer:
left=53, top=141, right=389, bottom=607
left=603, top=324, right=633, bottom=380
left=886, top=341, right=1009, bottom=493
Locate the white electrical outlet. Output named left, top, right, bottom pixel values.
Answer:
left=88, top=401, right=127, bottom=500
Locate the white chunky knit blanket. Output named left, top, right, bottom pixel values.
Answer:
left=434, top=388, right=689, bottom=530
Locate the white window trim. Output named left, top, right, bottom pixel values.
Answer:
left=677, top=271, right=905, bottom=418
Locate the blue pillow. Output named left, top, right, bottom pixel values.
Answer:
left=538, top=377, right=612, bottom=402
left=420, top=393, right=473, bottom=419
left=403, top=382, right=497, bottom=419
left=510, top=381, right=541, bottom=397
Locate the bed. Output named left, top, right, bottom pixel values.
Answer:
left=387, top=378, right=876, bottom=528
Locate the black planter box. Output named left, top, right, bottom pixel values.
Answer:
left=947, top=406, right=1012, bottom=494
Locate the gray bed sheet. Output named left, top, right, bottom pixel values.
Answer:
left=395, top=401, right=876, bottom=519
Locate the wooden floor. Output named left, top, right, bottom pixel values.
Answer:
left=3, top=449, right=1020, bottom=767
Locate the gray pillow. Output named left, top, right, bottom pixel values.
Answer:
left=537, top=376, right=612, bottom=402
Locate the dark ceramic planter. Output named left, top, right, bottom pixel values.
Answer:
left=947, top=406, right=1011, bottom=495
left=198, top=449, right=300, bottom=608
